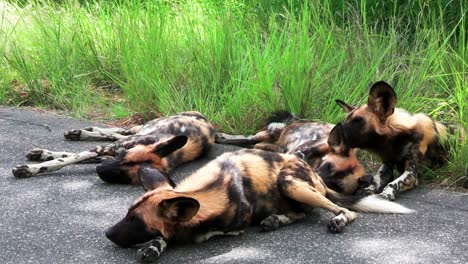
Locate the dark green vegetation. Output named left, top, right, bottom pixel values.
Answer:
left=0, top=0, right=466, bottom=185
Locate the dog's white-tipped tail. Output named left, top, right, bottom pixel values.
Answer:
left=352, top=195, right=415, bottom=214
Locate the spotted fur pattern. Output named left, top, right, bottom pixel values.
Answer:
left=216, top=111, right=367, bottom=194
left=335, top=81, right=465, bottom=200
left=105, top=149, right=413, bottom=262
left=12, top=111, right=215, bottom=186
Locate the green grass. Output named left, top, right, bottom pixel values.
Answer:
left=0, top=0, right=466, bottom=186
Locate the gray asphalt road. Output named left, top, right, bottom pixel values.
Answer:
left=1, top=106, right=467, bottom=264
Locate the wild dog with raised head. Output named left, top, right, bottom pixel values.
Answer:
left=216, top=111, right=370, bottom=194
left=335, top=81, right=465, bottom=200
left=12, top=111, right=215, bottom=186
left=106, top=148, right=413, bottom=262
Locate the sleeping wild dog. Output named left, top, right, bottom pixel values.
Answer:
left=12, top=111, right=215, bottom=186
left=216, top=111, right=371, bottom=194
left=105, top=148, right=413, bottom=262
left=335, top=81, right=466, bottom=200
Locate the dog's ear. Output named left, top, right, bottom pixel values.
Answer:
left=157, top=197, right=200, bottom=222
left=335, top=99, right=355, bottom=113
left=328, top=123, right=344, bottom=153
left=358, top=173, right=374, bottom=188
left=367, top=81, right=397, bottom=122
left=153, top=135, right=188, bottom=157
left=138, top=165, right=175, bottom=191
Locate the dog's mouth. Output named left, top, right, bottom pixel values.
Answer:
left=105, top=214, right=159, bottom=248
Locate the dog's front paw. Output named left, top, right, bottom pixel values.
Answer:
left=327, top=217, right=346, bottom=234
left=260, top=215, right=280, bottom=232
left=377, top=187, right=396, bottom=201
left=26, top=148, right=52, bottom=161
left=215, top=133, right=227, bottom=141
left=356, top=185, right=376, bottom=197
left=64, top=129, right=82, bottom=141
left=12, top=165, right=33, bottom=178
left=137, top=237, right=167, bottom=263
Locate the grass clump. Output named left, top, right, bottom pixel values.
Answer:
left=0, top=0, right=466, bottom=186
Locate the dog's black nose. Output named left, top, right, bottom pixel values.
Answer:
left=96, top=159, right=132, bottom=184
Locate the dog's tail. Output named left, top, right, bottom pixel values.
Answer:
left=326, top=189, right=414, bottom=214
left=438, top=121, right=466, bottom=143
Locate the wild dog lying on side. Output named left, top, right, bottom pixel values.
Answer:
left=105, top=148, right=413, bottom=262
left=216, top=111, right=333, bottom=166
left=216, top=111, right=370, bottom=194
left=12, top=111, right=215, bottom=185
left=335, top=81, right=466, bottom=200
left=317, top=124, right=373, bottom=194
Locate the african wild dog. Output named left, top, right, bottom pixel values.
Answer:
left=105, top=148, right=413, bottom=262
left=316, top=123, right=373, bottom=195
left=335, top=81, right=466, bottom=200
left=216, top=111, right=370, bottom=194
left=12, top=111, right=215, bottom=186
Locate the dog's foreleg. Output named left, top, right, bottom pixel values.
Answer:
left=26, top=148, right=78, bottom=161
left=215, top=132, right=258, bottom=147
left=12, top=144, right=116, bottom=178
left=378, top=165, right=418, bottom=201
left=194, top=230, right=245, bottom=243
left=136, top=237, right=167, bottom=262
left=378, top=148, right=419, bottom=201
left=260, top=212, right=306, bottom=232
left=13, top=150, right=99, bottom=178
left=64, top=127, right=132, bottom=141
left=26, top=148, right=112, bottom=163
left=215, top=129, right=277, bottom=147
left=358, top=163, right=394, bottom=196
left=13, top=145, right=116, bottom=178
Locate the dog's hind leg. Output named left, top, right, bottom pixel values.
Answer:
left=13, top=145, right=116, bottom=178
left=290, top=142, right=329, bottom=161
left=278, top=160, right=358, bottom=233
left=260, top=212, right=306, bottom=231
left=64, top=126, right=136, bottom=141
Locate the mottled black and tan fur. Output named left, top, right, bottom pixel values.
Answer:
left=12, top=111, right=215, bottom=186
left=216, top=111, right=369, bottom=194
left=335, top=81, right=466, bottom=200
left=105, top=149, right=413, bottom=262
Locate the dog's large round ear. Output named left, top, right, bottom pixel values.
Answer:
left=138, top=165, right=175, bottom=191
left=157, top=197, right=200, bottom=222
left=153, top=135, right=188, bottom=158
left=367, top=81, right=397, bottom=122
left=358, top=173, right=374, bottom=188
left=335, top=99, right=355, bottom=113
left=328, top=123, right=344, bottom=152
